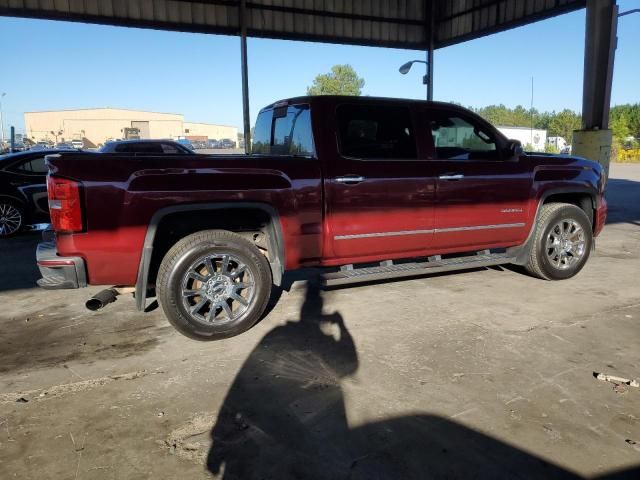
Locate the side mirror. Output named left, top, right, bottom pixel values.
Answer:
left=506, top=139, right=524, bottom=158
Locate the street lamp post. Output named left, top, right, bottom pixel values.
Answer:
left=398, top=60, right=432, bottom=101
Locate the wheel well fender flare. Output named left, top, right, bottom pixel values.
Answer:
left=135, top=202, right=285, bottom=311
left=512, top=187, right=597, bottom=265
left=0, top=194, right=26, bottom=207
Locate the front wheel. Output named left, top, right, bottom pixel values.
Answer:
left=525, top=203, right=593, bottom=280
left=157, top=230, right=273, bottom=341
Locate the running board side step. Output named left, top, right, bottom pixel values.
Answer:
left=321, top=251, right=515, bottom=287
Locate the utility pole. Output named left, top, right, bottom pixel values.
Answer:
left=427, top=0, right=435, bottom=101
left=0, top=93, right=6, bottom=146
left=239, top=0, right=251, bottom=154
left=530, top=77, right=534, bottom=147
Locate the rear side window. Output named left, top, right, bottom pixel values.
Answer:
left=337, top=104, right=416, bottom=160
left=252, top=104, right=314, bottom=156
left=15, top=156, right=47, bottom=174
left=115, top=143, right=163, bottom=154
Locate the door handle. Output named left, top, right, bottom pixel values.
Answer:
left=335, top=175, right=365, bottom=185
left=439, top=174, right=464, bottom=180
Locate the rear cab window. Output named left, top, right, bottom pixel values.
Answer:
left=336, top=104, right=417, bottom=160
left=252, top=104, right=314, bottom=156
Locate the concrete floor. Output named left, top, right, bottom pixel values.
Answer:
left=1, top=164, right=639, bottom=479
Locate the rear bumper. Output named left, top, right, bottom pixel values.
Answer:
left=36, top=237, right=87, bottom=290
left=594, top=196, right=607, bottom=237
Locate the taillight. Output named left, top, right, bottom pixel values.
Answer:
left=47, top=176, right=83, bottom=233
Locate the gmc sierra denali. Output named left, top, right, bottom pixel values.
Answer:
left=37, top=96, right=607, bottom=340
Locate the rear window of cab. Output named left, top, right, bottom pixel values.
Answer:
left=252, top=104, right=314, bottom=156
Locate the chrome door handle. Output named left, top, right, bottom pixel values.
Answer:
left=439, top=174, right=464, bottom=180
left=335, top=175, right=365, bottom=184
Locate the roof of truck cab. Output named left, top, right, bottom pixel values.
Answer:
left=258, top=95, right=509, bottom=144
left=261, top=95, right=468, bottom=111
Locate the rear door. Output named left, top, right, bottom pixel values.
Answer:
left=422, top=107, right=532, bottom=251
left=324, top=102, right=436, bottom=262
left=7, top=154, right=49, bottom=216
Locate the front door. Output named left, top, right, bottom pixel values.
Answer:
left=423, top=107, right=532, bottom=251
left=324, top=103, right=436, bottom=262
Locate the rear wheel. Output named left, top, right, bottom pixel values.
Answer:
left=0, top=201, right=24, bottom=238
left=525, top=203, right=592, bottom=280
left=157, top=230, right=272, bottom=340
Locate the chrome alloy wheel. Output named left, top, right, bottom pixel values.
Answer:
left=545, top=218, right=586, bottom=270
left=0, top=203, right=22, bottom=236
left=181, top=253, right=255, bottom=325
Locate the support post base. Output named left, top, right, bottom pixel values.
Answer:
left=572, top=129, right=612, bottom=179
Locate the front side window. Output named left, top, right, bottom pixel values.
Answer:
left=429, top=110, right=499, bottom=160
left=337, top=104, right=416, bottom=160
left=252, top=104, right=314, bottom=156
left=161, top=143, right=180, bottom=154
left=115, top=143, right=132, bottom=153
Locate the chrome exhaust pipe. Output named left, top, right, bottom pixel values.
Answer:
left=85, top=288, right=119, bottom=311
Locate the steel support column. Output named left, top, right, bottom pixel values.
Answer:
left=426, top=0, right=434, bottom=101
left=581, top=0, right=617, bottom=129
left=573, top=0, right=617, bottom=178
left=240, top=0, right=251, bottom=154
left=427, top=45, right=434, bottom=101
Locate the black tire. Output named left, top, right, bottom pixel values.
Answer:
left=525, top=203, right=593, bottom=280
left=156, top=230, right=272, bottom=341
left=0, top=200, right=24, bottom=238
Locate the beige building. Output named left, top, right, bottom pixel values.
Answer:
left=24, top=108, right=237, bottom=147
left=184, top=122, right=237, bottom=141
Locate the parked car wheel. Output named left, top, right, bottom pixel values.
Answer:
left=525, top=203, right=592, bottom=280
left=157, top=230, right=272, bottom=340
left=0, top=200, right=24, bottom=237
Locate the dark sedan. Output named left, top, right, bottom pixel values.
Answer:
left=0, top=150, right=62, bottom=237
left=99, top=139, right=195, bottom=154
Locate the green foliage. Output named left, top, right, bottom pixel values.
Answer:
left=473, top=104, right=534, bottom=127
left=610, top=112, right=630, bottom=141
left=545, top=143, right=560, bottom=154
left=548, top=109, right=581, bottom=144
left=307, top=64, right=365, bottom=96
left=610, top=104, right=640, bottom=140
left=474, top=104, right=640, bottom=145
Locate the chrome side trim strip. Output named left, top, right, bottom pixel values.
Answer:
left=334, top=223, right=525, bottom=240
left=435, top=222, right=526, bottom=233
left=334, top=229, right=434, bottom=240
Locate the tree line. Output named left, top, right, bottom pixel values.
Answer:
left=469, top=104, right=640, bottom=152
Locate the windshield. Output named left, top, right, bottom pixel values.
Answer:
left=252, top=104, right=314, bottom=156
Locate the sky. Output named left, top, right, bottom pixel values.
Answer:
left=0, top=1, right=639, bottom=134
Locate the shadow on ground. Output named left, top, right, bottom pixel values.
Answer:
left=206, top=282, right=640, bottom=480
left=0, top=232, right=40, bottom=291
left=0, top=305, right=164, bottom=373
left=605, top=178, right=640, bottom=226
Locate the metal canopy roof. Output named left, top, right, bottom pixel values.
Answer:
left=0, top=0, right=585, bottom=50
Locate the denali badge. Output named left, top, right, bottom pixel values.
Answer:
left=501, top=208, right=523, bottom=213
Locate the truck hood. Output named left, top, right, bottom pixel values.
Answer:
left=527, top=152, right=603, bottom=174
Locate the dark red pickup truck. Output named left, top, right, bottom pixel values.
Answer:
left=37, top=96, right=607, bottom=340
